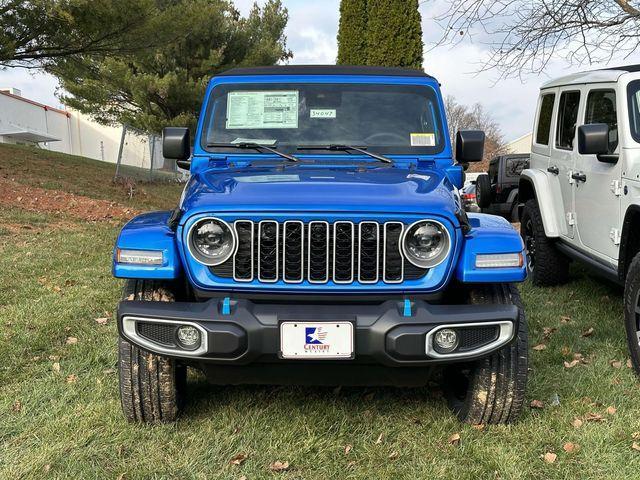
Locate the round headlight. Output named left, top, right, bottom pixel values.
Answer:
left=188, top=218, right=236, bottom=266
left=402, top=220, right=450, bottom=268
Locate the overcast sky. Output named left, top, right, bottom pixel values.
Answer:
left=3, top=0, right=640, bottom=141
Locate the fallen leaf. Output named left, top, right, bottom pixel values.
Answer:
left=533, top=344, right=547, bottom=351
left=11, top=400, right=22, bottom=413
left=375, top=433, right=384, bottom=444
left=229, top=453, right=248, bottom=466
left=560, top=315, right=572, bottom=323
left=269, top=460, right=290, bottom=472
left=471, top=424, right=485, bottom=431
left=563, top=442, right=579, bottom=453
left=65, top=374, right=77, bottom=383
left=66, top=337, right=78, bottom=345
left=584, top=412, right=604, bottom=422
left=388, top=451, right=399, bottom=460
left=564, top=359, right=580, bottom=369
left=52, top=362, right=61, bottom=374
left=581, top=327, right=594, bottom=337
left=606, top=406, right=617, bottom=415
left=571, top=418, right=584, bottom=428
left=561, top=346, right=572, bottom=356
left=632, top=432, right=640, bottom=440
left=344, top=444, right=352, bottom=455
left=633, top=443, right=640, bottom=452
left=103, top=368, right=115, bottom=375
left=43, top=464, right=51, bottom=472
left=95, top=317, right=109, bottom=325
left=543, top=452, right=557, bottom=463
left=543, top=327, right=557, bottom=339
left=628, top=359, right=634, bottom=369
left=610, top=360, right=623, bottom=369
left=530, top=399, right=544, bottom=409
left=448, top=433, right=461, bottom=446
left=239, top=476, right=247, bottom=480
left=48, top=355, right=60, bottom=361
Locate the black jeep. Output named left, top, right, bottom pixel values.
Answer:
left=476, top=154, right=529, bottom=222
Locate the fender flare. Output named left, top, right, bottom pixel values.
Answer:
left=505, top=188, right=519, bottom=207
left=518, top=169, right=563, bottom=238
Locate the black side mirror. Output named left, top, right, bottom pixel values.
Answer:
left=578, top=123, right=618, bottom=164
left=455, top=130, right=485, bottom=163
left=163, top=127, right=191, bottom=168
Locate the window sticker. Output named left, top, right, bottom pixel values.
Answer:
left=231, top=138, right=277, bottom=146
left=310, top=109, right=336, bottom=119
left=410, top=133, right=435, bottom=146
left=226, top=91, right=299, bottom=129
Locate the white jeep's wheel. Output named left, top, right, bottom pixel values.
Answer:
left=520, top=199, right=569, bottom=286
left=118, top=279, right=186, bottom=423
left=444, top=284, right=528, bottom=424
left=624, top=253, right=640, bottom=375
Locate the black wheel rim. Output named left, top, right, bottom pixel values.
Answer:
left=523, top=218, right=536, bottom=273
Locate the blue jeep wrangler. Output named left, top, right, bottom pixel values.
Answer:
left=113, top=65, right=528, bottom=424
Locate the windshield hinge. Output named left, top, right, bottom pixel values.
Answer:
left=611, top=179, right=623, bottom=196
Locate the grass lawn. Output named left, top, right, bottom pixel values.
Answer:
left=2, top=146, right=640, bottom=479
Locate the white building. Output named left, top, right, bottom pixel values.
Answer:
left=0, top=88, right=156, bottom=169
left=505, top=132, right=532, bottom=154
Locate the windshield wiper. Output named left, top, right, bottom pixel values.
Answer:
left=297, top=144, right=393, bottom=164
left=207, top=142, right=300, bottom=162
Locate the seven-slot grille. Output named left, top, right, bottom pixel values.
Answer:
left=210, top=220, right=429, bottom=284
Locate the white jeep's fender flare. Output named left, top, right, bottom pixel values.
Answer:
left=519, top=169, right=563, bottom=238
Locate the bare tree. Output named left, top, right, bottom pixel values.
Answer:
left=445, top=95, right=507, bottom=171
left=432, top=0, right=640, bottom=79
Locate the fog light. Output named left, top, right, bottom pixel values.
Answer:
left=176, top=325, right=201, bottom=350
left=433, top=328, right=459, bottom=353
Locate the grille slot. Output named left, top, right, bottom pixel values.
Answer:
left=210, top=220, right=430, bottom=285
left=457, top=326, right=499, bottom=352
left=136, top=322, right=176, bottom=346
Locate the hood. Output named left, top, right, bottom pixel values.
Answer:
left=180, top=165, right=459, bottom=222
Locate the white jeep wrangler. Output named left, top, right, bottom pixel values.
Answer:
left=519, top=65, right=640, bottom=372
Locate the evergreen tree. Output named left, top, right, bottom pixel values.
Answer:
left=337, top=0, right=368, bottom=65
left=365, top=0, right=423, bottom=69
left=48, top=0, right=291, bottom=134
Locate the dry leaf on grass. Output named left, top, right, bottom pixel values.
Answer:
left=52, top=362, right=61, bottom=374
left=448, top=433, right=461, bottom=446
left=95, top=317, right=109, bottom=325
left=563, top=442, right=579, bottom=453
left=632, top=432, right=640, bottom=440
left=610, top=360, right=623, bottom=369
left=269, top=461, right=290, bottom=472
left=543, top=327, right=557, bottom=339
left=65, top=374, right=77, bottom=383
left=471, top=424, right=485, bottom=431
left=571, top=418, right=584, bottom=428
left=11, top=400, right=22, bottom=413
left=375, top=433, right=384, bottom=444
left=530, top=399, right=544, bottom=409
left=581, top=327, right=594, bottom=337
left=632, top=443, right=640, bottom=452
left=560, top=315, right=572, bottom=323
left=230, top=453, right=248, bottom=466
left=584, top=412, right=605, bottom=422
left=533, top=344, right=547, bottom=351
left=388, top=451, right=399, bottom=460
left=66, top=337, right=78, bottom=345
left=606, top=406, right=617, bottom=415
left=628, top=359, right=634, bottom=369
left=344, top=444, right=352, bottom=455
left=43, top=464, right=51, bottom=472
left=564, top=359, right=580, bottom=369
left=543, top=452, right=557, bottom=463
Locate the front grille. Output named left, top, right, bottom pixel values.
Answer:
left=211, top=220, right=429, bottom=284
left=137, top=322, right=177, bottom=346
left=457, top=326, right=499, bottom=352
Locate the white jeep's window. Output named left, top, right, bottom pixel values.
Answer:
left=584, top=89, right=618, bottom=153
left=555, top=91, right=580, bottom=150
left=535, top=93, right=555, bottom=145
left=202, top=83, right=445, bottom=155
left=628, top=81, right=640, bottom=144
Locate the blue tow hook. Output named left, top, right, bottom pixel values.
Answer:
left=221, top=297, right=231, bottom=315
left=402, top=298, right=412, bottom=317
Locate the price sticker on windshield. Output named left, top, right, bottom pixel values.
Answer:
left=410, top=133, right=435, bottom=147
left=226, top=91, right=299, bottom=129
left=310, top=109, right=336, bottom=119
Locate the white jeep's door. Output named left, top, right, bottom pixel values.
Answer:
left=550, top=87, right=583, bottom=239
left=574, top=85, right=622, bottom=261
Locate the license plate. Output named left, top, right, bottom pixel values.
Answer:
left=280, top=322, right=354, bottom=359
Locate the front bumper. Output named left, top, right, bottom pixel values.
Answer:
left=117, top=297, right=518, bottom=368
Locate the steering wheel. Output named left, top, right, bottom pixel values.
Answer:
left=364, top=132, right=406, bottom=144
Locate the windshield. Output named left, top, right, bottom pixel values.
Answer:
left=201, top=83, right=445, bottom=155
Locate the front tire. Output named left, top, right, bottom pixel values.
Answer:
left=520, top=199, right=569, bottom=286
left=624, top=253, right=640, bottom=375
left=118, top=280, right=186, bottom=423
left=444, top=284, right=528, bottom=424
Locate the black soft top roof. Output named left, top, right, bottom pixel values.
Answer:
left=217, top=65, right=435, bottom=79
